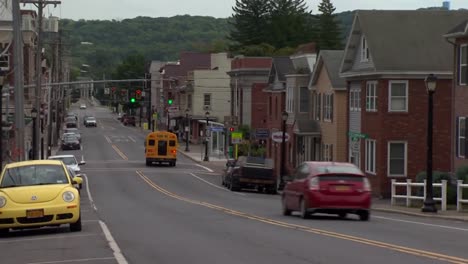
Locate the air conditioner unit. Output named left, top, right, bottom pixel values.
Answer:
left=203, top=105, right=211, bottom=111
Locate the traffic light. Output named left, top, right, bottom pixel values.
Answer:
left=229, top=127, right=234, bottom=132
left=168, top=99, right=173, bottom=105
left=130, top=97, right=136, bottom=103
left=136, top=89, right=142, bottom=100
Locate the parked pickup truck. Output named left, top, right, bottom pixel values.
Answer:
left=222, top=156, right=276, bottom=194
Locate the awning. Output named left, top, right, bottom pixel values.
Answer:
left=294, top=119, right=321, bottom=136
left=197, top=120, right=224, bottom=127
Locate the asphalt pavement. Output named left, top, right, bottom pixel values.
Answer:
left=2, top=101, right=468, bottom=264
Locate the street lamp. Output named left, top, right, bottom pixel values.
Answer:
left=31, top=108, right=38, bottom=160
left=279, top=111, right=289, bottom=190
left=185, top=108, right=190, bottom=152
left=203, top=111, right=210, bottom=161
left=422, top=74, right=438, bottom=213
left=40, top=111, right=45, bottom=159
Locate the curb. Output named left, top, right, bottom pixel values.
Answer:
left=372, top=207, right=468, bottom=222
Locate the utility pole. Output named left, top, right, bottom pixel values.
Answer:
left=12, top=0, right=25, bottom=161
left=22, top=0, right=61, bottom=159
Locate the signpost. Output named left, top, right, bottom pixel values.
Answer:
left=255, top=128, right=270, bottom=139
left=231, top=132, right=243, bottom=159
left=271, top=131, right=290, bottom=143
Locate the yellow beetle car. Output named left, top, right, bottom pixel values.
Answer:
left=0, top=160, right=83, bottom=235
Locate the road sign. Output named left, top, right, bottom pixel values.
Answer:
left=231, top=132, right=243, bottom=144
left=104, top=88, right=110, bottom=95
left=167, top=106, right=179, bottom=113
left=255, top=128, right=270, bottom=139
left=271, top=131, right=290, bottom=143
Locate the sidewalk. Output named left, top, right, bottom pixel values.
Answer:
left=177, top=142, right=228, bottom=173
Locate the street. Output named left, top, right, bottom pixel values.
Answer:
left=1, top=103, right=468, bottom=264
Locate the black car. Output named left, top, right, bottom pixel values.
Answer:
left=61, top=135, right=80, bottom=150
left=84, top=116, right=97, bottom=127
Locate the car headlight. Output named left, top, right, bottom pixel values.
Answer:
left=62, top=191, right=75, bottom=203
left=0, top=196, right=6, bottom=208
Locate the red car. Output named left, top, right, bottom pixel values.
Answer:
left=123, top=116, right=136, bottom=126
left=281, top=162, right=371, bottom=221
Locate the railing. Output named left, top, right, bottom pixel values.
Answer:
left=391, top=179, right=447, bottom=211
left=456, top=180, right=468, bottom=212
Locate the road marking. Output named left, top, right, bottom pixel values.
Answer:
left=0, top=234, right=97, bottom=243
left=128, top=136, right=136, bottom=142
left=374, top=215, right=468, bottom=232
left=81, top=155, right=85, bottom=163
left=104, top=135, right=111, bottom=143
left=27, top=257, right=115, bottom=264
left=83, top=174, right=97, bottom=211
left=189, top=173, right=246, bottom=196
left=136, top=170, right=468, bottom=264
left=195, top=164, right=214, bottom=172
left=99, top=221, right=128, bottom=264
left=112, top=144, right=128, bottom=160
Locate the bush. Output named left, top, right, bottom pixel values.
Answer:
left=415, top=171, right=457, bottom=205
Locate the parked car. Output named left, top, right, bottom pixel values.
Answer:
left=80, top=104, right=86, bottom=109
left=281, top=161, right=371, bottom=221
left=63, top=128, right=81, bottom=142
left=123, top=116, right=136, bottom=126
left=66, top=113, right=78, bottom=121
left=48, top=155, right=86, bottom=189
left=61, top=135, right=80, bottom=150
left=119, top=113, right=128, bottom=122
left=0, top=160, right=82, bottom=234
left=84, top=116, right=97, bottom=127
left=117, top=113, right=125, bottom=121
left=65, top=120, right=77, bottom=128
left=223, top=156, right=276, bottom=194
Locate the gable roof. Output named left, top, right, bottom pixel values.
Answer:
left=341, top=10, right=468, bottom=76
left=310, top=50, right=346, bottom=90
left=444, top=19, right=468, bottom=38
left=272, top=57, right=294, bottom=82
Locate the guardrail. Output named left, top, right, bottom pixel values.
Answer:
left=391, top=179, right=447, bottom=211
left=457, top=180, right=468, bottom=212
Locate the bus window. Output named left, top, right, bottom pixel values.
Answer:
left=158, top=141, right=167, bottom=156
left=148, top=139, right=155, bottom=146
left=169, top=140, right=176, bottom=147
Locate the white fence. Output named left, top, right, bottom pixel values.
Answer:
left=391, top=179, right=447, bottom=211
left=457, top=180, right=468, bottom=212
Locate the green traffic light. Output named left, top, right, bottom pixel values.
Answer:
left=130, top=98, right=136, bottom=103
left=168, top=99, right=173, bottom=105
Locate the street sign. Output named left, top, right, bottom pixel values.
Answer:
left=255, top=128, right=270, bottom=139
left=271, top=131, right=290, bottom=143
left=104, top=88, right=110, bottom=95
left=167, top=106, right=179, bottom=113
left=231, top=132, right=243, bottom=144
left=210, top=126, right=224, bottom=132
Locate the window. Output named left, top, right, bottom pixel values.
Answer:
left=365, top=139, right=376, bottom=174
left=286, top=85, right=294, bottom=113
left=203, top=93, right=211, bottom=107
left=269, top=96, right=272, bottom=116
left=361, top=36, right=369, bottom=62
left=187, top=94, right=192, bottom=110
left=366, top=81, right=377, bottom=112
left=458, top=117, right=466, bottom=158
left=323, top=144, right=333, bottom=161
left=0, top=52, right=9, bottom=70
left=299, top=87, right=309, bottom=113
left=312, top=92, right=321, bottom=120
left=388, top=81, right=408, bottom=112
left=460, top=45, right=467, bottom=86
left=350, top=89, right=361, bottom=111
left=388, top=142, right=407, bottom=176
left=323, top=94, right=334, bottom=121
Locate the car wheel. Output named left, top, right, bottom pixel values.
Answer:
left=172, top=161, right=176, bottom=167
left=0, top=228, right=9, bottom=236
left=70, top=216, right=82, bottom=232
left=282, top=196, right=292, bottom=216
left=79, top=183, right=83, bottom=190
left=300, top=198, right=310, bottom=219
left=338, top=212, right=347, bottom=219
left=359, top=211, right=370, bottom=221
left=229, top=181, right=240, bottom=192
left=146, top=160, right=151, bottom=166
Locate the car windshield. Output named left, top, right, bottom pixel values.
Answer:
left=86, top=117, right=96, bottom=121
left=50, top=157, right=77, bottom=166
left=0, top=165, right=69, bottom=187
left=64, top=136, right=78, bottom=142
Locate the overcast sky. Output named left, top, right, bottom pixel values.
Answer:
left=28, top=0, right=468, bottom=20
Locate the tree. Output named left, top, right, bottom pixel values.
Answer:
left=317, top=0, right=342, bottom=50
left=229, top=0, right=272, bottom=49
left=268, top=0, right=312, bottom=48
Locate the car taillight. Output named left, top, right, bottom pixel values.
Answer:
left=363, top=178, right=371, bottom=192
left=171, top=150, right=176, bottom=154
left=309, top=177, right=319, bottom=191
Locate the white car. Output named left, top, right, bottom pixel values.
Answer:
left=48, top=155, right=86, bottom=189
left=80, top=104, right=87, bottom=109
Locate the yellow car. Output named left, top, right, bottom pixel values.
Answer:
left=0, top=160, right=83, bottom=234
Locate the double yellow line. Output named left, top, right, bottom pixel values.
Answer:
left=136, top=170, right=468, bottom=264
left=112, top=145, right=128, bottom=160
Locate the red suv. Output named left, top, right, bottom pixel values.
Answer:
left=281, top=162, right=371, bottom=221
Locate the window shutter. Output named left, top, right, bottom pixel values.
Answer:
left=465, top=117, right=468, bottom=158
left=331, top=94, right=334, bottom=122
left=456, top=117, right=459, bottom=157
left=330, top=144, right=333, bottom=161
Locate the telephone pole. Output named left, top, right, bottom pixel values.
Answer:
left=21, top=0, right=61, bottom=159
left=13, top=0, right=25, bottom=161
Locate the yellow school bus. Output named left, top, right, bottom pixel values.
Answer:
left=145, top=131, right=178, bottom=166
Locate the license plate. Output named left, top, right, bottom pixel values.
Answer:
left=334, top=185, right=351, bottom=191
left=26, top=209, right=44, bottom=218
